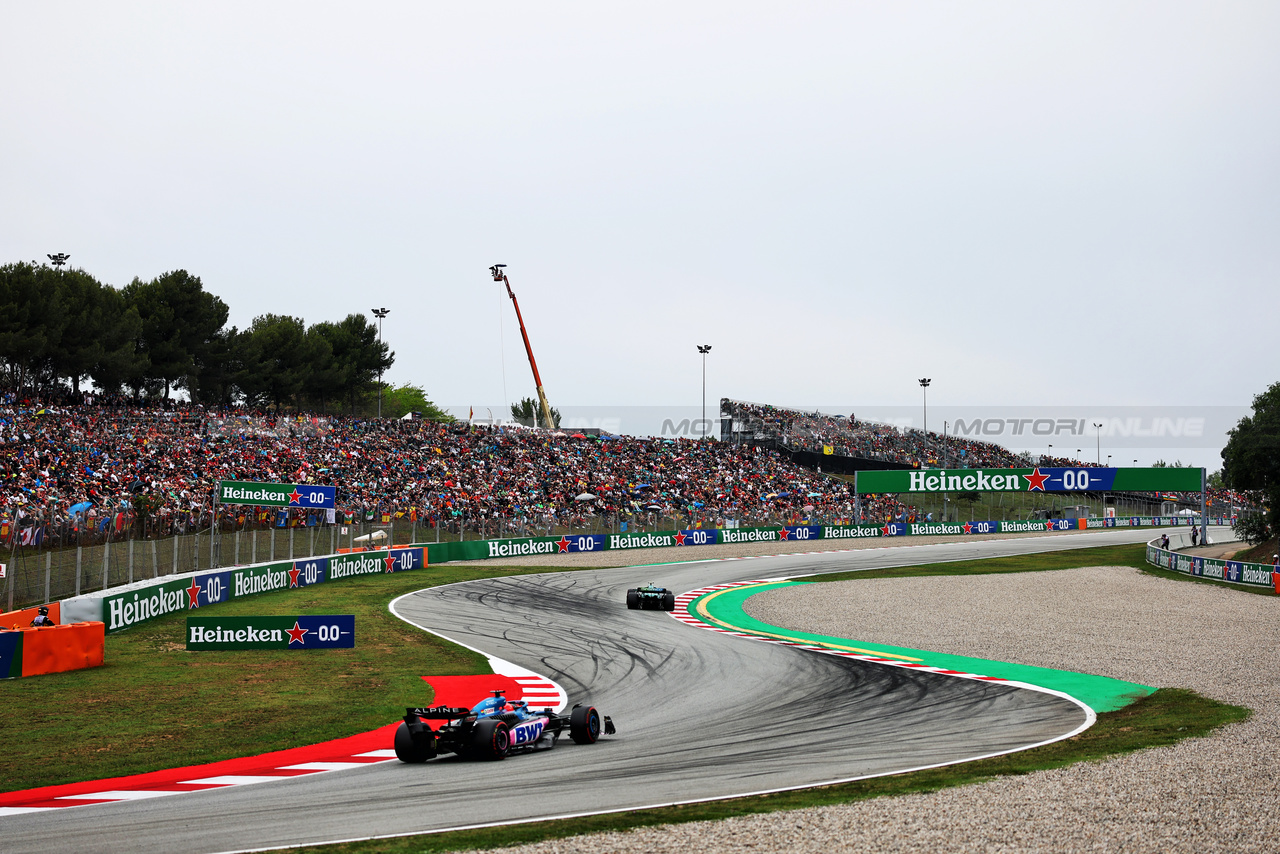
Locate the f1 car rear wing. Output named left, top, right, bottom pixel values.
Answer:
left=407, top=706, right=471, bottom=719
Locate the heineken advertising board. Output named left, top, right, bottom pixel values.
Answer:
left=1146, top=544, right=1277, bottom=589
left=218, top=480, right=336, bottom=510
left=186, top=615, right=355, bottom=650
left=853, top=466, right=1203, bottom=495
left=96, top=547, right=425, bottom=633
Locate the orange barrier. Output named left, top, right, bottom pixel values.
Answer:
left=18, top=622, right=105, bottom=677
left=338, top=546, right=425, bottom=561
left=1, top=602, right=62, bottom=630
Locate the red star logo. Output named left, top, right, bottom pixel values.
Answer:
left=384, top=554, right=397, bottom=573
left=1024, top=468, right=1050, bottom=491
left=778, top=527, right=790, bottom=540
left=288, top=567, right=301, bottom=587
left=286, top=621, right=309, bottom=645
left=186, top=579, right=202, bottom=609
left=556, top=536, right=571, bottom=553
left=881, top=525, right=891, bottom=536
left=287, top=488, right=303, bottom=505
left=674, top=531, right=687, bottom=545
left=963, top=522, right=973, bottom=534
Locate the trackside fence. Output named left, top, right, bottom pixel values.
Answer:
left=3, top=520, right=422, bottom=613
left=14, top=515, right=1260, bottom=636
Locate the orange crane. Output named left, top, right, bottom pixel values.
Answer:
left=491, top=265, right=555, bottom=429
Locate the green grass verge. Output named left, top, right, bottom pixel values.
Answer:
left=0, top=564, right=576, bottom=794
left=1228, top=537, right=1277, bottom=565
left=798, top=542, right=1154, bottom=583
left=294, top=687, right=1247, bottom=854
left=796, top=541, right=1277, bottom=597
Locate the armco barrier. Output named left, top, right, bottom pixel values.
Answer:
left=1145, top=540, right=1276, bottom=591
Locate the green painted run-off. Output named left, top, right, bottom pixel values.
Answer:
left=696, top=582, right=1154, bottom=713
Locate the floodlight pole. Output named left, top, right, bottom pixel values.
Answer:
left=918, top=378, right=931, bottom=435
left=372, top=308, right=389, bottom=417
left=492, top=266, right=555, bottom=430
left=698, top=345, right=712, bottom=438
left=1093, top=422, right=1103, bottom=465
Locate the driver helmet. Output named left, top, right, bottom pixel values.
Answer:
left=38, top=606, right=49, bottom=615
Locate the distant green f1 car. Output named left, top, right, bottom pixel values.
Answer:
left=626, top=583, right=675, bottom=611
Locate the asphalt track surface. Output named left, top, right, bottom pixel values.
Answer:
left=4, top=527, right=1185, bottom=854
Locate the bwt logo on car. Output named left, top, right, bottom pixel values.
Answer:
left=512, top=720, right=545, bottom=745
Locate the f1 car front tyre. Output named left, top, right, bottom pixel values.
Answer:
left=569, top=705, right=603, bottom=745
left=662, top=592, right=676, bottom=611
left=394, top=721, right=434, bottom=763
left=626, top=589, right=639, bottom=609
left=472, top=718, right=511, bottom=760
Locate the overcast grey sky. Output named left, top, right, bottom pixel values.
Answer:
left=4, top=3, right=1277, bottom=425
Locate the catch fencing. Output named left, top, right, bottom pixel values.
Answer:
left=3, top=519, right=423, bottom=612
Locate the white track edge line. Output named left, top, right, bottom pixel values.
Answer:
left=208, top=709, right=1095, bottom=854
left=388, top=589, right=569, bottom=713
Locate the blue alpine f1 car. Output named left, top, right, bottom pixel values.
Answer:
left=395, top=690, right=616, bottom=762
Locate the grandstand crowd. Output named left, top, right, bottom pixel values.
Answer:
left=721, top=399, right=1252, bottom=509
left=0, top=392, right=1251, bottom=549
left=0, top=395, right=878, bottom=547
left=721, top=399, right=1031, bottom=469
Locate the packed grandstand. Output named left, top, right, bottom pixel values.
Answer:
left=721, top=398, right=1034, bottom=468
left=0, top=393, right=1254, bottom=550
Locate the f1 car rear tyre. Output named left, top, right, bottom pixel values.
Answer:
left=394, top=721, right=433, bottom=763
left=626, top=589, right=639, bottom=609
left=662, top=592, right=676, bottom=611
left=569, top=705, right=602, bottom=745
left=472, top=718, right=511, bottom=760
